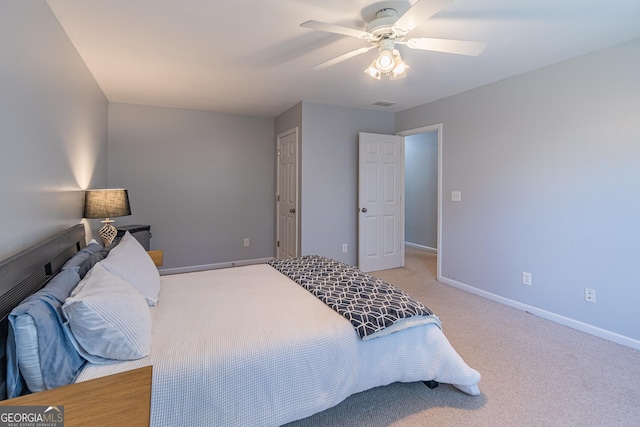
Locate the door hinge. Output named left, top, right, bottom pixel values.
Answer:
left=277, top=194, right=280, bottom=202
left=277, top=241, right=280, bottom=248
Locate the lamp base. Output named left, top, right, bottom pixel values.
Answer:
left=98, top=219, right=118, bottom=246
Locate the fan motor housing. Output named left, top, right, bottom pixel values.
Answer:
left=366, top=8, right=406, bottom=40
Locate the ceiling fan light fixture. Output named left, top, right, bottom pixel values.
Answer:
left=375, top=49, right=395, bottom=72
left=365, top=60, right=382, bottom=79
left=390, top=50, right=409, bottom=80
left=365, top=46, right=409, bottom=80
left=390, top=67, right=408, bottom=80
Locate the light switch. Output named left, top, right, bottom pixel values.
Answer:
left=451, top=191, right=461, bottom=202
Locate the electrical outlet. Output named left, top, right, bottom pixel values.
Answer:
left=522, top=272, right=532, bottom=286
left=243, top=238, right=249, bottom=247
left=342, top=244, right=348, bottom=253
left=585, top=288, right=596, bottom=303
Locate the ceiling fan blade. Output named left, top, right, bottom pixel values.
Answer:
left=300, top=20, right=369, bottom=39
left=311, top=46, right=375, bottom=70
left=406, top=37, right=487, bottom=56
left=394, top=0, right=453, bottom=32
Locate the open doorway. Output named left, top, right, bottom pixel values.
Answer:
left=405, top=131, right=438, bottom=251
left=398, top=124, right=442, bottom=279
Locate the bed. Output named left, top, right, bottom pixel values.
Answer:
left=0, top=224, right=481, bottom=426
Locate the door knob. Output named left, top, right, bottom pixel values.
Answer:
left=360, top=208, right=367, bottom=213
left=290, top=208, right=296, bottom=213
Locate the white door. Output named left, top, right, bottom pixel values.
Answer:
left=276, top=128, right=299, bottom=259
left=358, top=132, right=404, bottom=272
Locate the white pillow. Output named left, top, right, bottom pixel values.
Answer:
left=62, top=263, right=152, bottom=363
left=100, top=231, right=160, bottom=306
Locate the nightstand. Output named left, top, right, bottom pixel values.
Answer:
left=147, top=250, right=163, bottom=267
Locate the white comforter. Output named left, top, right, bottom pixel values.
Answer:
left=77, top=264, right=481, bottom=426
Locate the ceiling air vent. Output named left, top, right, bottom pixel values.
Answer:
left=371, top=100, right=397, bottom=107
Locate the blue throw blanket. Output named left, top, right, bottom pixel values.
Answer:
left=6, top=267, right=86, bottom=398
left=268, top=256, right=441, bottom=340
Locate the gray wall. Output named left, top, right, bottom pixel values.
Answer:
left=275, top=102, right=302, bottom=136
left=300, top=102, right=395, bottom=265
left=405, top=132, right=438, bottom=249
left=396, top=37, right=640, bottom=344
left=0, top=1, right=107, bottom=259
left=107, top=103, right=275, bottom=270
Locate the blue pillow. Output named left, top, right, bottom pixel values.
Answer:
left=6, top=267, right=87, bottom=398
left=62, top=242, right=103, bottom=277
left=76, top=248, right=111, bottom=278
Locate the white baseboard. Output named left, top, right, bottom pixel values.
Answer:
left=159, top=257, right=274, bottom=276
left=438, top=275, right=640, bottom=351
left=405, top=242, right=437, bottom=253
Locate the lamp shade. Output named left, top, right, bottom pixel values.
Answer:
left=83, top=189, right=131, bottom=219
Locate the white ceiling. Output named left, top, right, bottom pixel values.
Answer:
left=45, top=0, right=640, bottom=118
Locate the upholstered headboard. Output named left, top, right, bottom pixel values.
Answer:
left=0, top=224, right=86, bottom=400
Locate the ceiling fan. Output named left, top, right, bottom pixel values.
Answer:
left=300, top=0, right=486, bottom=80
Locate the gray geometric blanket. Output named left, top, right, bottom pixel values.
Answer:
left=268, top=255, right=441, bottom=340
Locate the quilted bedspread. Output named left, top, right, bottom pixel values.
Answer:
left=268, top=255, right=441, bottom=340
left=78, top=264, right=481, bottom=426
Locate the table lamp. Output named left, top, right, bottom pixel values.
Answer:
left=83, top=189, right=131, bottom=246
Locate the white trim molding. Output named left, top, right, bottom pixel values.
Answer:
left=439, top=276, right=640, bottom=351
left=405, top=242, right=437, bottom=253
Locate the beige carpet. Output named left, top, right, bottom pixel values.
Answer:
left=284, top=247, right=640, bottom=426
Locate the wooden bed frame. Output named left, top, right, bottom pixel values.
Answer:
left=0, top=224, right=87, bottom=400
left=0, top=366, right=152, bottom=426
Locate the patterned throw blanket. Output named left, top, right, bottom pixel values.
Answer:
left=268, top=256, right=441, bottom=340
